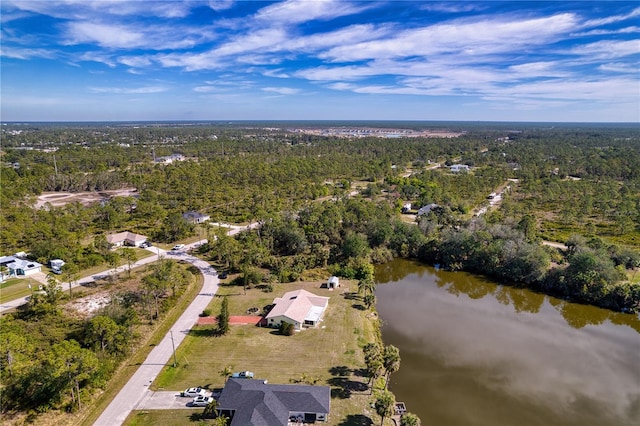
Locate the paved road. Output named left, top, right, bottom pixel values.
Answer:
left=0, top=247, right=166, bottom=314
left=94, top=224, right=258, bottom=425
left=93, top=248, right=218, bottom=426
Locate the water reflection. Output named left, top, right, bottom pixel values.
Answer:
left=375, top=259, right=640, bottom=426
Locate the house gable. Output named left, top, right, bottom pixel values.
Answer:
left=265, top=289, right=329, bottom=330
left=106, top=231, right=147, bottom=247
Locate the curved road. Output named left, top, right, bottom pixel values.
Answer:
left=93, top=247, right=218, bottom=426
left=94, top=224, right=255, bottom=425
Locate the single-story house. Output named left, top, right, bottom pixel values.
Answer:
left=417, top=203, right=440, bottom=216
left=0, top=256, right=42, bottom=277
left=182, top=211, right=211, bottom=224
left=450, top=164, right=470, bottom=173
left=217, top=378, right=330, bottom=425
left=265, top=289, right=329, bottom=331
left=155, top=154, right=185, bottom=164
left=106, top=231, right=148, bottom=248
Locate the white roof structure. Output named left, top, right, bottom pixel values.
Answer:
left=266, top=289, right=329, bottom=325
left=106, top=231, right=147, bottom=245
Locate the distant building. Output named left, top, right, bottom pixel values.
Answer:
left=182, top=211, right=211, bottom=224
left=417, top=203, right=440, bottom=216
left=106, top=231, right=148, bottom=248
left=450, top=164, right=470, bottom=173
left=155, top=154, right=185, bottom=164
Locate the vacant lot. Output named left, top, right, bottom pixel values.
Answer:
left=131, top=279, right=380, bottom=425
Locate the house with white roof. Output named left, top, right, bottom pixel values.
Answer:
left=265, top=289, right=329, bottom=331
left=0, top=255, right=42, bottom=278
left=106, top=231, right=147, bottom=248
left=450, top=164, right=470, bottom=173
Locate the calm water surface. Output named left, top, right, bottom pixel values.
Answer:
left=375, top=259, right=640, bottom=426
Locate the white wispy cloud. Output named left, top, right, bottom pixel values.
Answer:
left=320, top=13, right=578, bottom=62
left=208, top=0, right=235, bottom=12
left=569, top=40, right=640, bottom=60
left=581, top=7, right=640, bottom=28
left=65, top=21, right=212, bottom=50
left=4, top=0, right=197, bottom=19
left=262, top=87, right=300, bottom=95
left=89, top=85, right=168, bottom=94
left=598, top=62, right=638, bottom=73
left=254, top=0, right=368, bottom=25
left=117, top=55, right=153, bottom=68
left=79, top=51, right=117, bottom=67
left=573, top=26, right=640, bottom=36
left=0, top=46, right=56, bottom=60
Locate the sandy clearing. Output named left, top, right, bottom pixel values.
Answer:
left=35, top=188, right=137, bottom=209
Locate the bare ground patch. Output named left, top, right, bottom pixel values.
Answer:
left=35, top=188, right=137, bottom=209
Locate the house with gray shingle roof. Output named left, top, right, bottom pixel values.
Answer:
left=265, top=289, right=329, bottom=331
left=217, top=378, right=330, bottom=425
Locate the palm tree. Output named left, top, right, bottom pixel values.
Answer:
left=383, top=345, right=401, bottom=389
left=358, top=277, right=375, bottom=297
left=219, top=365, right=233, bottom=383
left=375, top=390, right=396, bottom=426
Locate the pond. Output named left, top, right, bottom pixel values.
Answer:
left=375, top=258, right=640, bottom=426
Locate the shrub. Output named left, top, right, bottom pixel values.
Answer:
left=279, top=322, right=295, bottom=336
left=200, top=309, right=212, bottom=317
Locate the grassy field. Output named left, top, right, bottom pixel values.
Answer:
left=127, top=279, right=382, bottom=425
left=0, top=276, right=43, bottom=303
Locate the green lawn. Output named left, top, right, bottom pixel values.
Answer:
left=141, top=279, right=380, bottom=425
left=124, top=410, right=219, bottom=426
left=0, top=276, right=43, bottom=303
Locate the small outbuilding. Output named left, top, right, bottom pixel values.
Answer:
left=327, top=276, right=340, bottom=289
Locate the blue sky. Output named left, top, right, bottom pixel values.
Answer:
left=1, top=0, right=639, bottom=122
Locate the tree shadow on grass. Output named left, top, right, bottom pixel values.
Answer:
left=329, top=365, right=352, bottom=376
left=328, top=377, right=369, bottom=399
left=337, top=414, right=373, bottom=426
left=343, top=292, right=359, bottom=300
left=351, top=303, right=366, bottom=311
left=188, top=327, right=223, bottom=337
left=352, top=367, right=368, bottom=378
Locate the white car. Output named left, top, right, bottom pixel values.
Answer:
left=171, top=244, right=185, bottom=251
left=231, top=371, right=254, bottom=379
left=181, top=387, right=205, bottom=397
left=191, top=395, right=214, bottom=407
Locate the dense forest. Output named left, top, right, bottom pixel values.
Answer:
left=1, top=122, right=639, bottom=418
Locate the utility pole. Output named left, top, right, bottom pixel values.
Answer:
left=170, top=330, right=177, bottom=367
